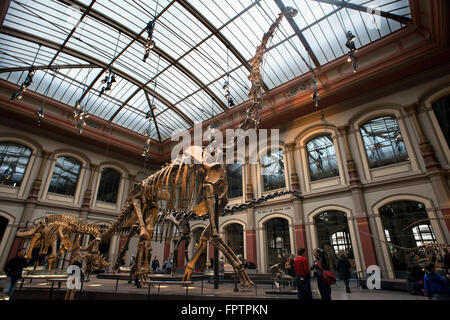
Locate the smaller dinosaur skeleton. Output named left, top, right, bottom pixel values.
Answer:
left=16, top=214, right=107, bottom=270
left=269, top=263, right=295, bottom=290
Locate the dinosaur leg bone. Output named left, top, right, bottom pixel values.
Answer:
left=182, top=224, right=211, bottom=284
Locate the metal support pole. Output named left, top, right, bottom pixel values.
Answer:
left=213, top=194, right=219, bottom=289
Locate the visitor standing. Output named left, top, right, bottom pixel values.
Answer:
left=337, top=251, right=352, bottom=293
left=423, top=263, right=449, bottom=300
left=311, top=248, right=332, bottom=300
left=151, top=256, right=160, bottom=273
left=164, top=253, right=174, bottom=274
left=219, top=257, right=225, bottom=283
left=294, top=248, right=312, bottom=300
left=3, top=248, right=28, bottom=299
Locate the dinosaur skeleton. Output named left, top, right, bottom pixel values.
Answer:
left=16, top=214, right=109, bottom=271
left=98, top=7, right=298, bottom=288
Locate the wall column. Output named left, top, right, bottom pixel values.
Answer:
left=292, top=198, right=308, bottom=258
left=286, top=142, right=300, bottom=190
left=245, top=163, right=254, bottom=201
left=338, top=125, right=379, bottom=272
left=245, top=207, right=257, bottom=268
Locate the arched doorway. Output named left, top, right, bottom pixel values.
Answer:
left=314, top=211, right=354, bottom=271
left=0, top=216, right=7, bottom=245
left=379, top=201, right=436, bottom=278
left=224, top=223, right=244, bottom=263
left=192, top=227, right=207, bottom=271
left=265, top=218, right=291, bottom=268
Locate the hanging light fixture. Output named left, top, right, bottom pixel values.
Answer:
left=223, top=45, right=234, bottom=108
left=73, top=69, right=93, bottom=135
left=311, top=75, right=320, bottom=107
left=345, top=31, right=358, bottom=73
left=99, top=67, right=117, bottom=96
left=142, top=129, right=151, bottom=159
left=10, top=45, right=41, bottom=102
left=143, top=18, right=156, bottom=62
left=10, top=68, right=36, bottom=102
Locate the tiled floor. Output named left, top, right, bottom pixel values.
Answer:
left=2, top=276, right=430, bottom=300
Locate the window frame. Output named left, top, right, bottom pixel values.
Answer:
left=259, top=148, right=287, bottom=193
left=353, top=108, right=419, bottom=182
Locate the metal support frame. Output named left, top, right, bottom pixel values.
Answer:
left=0, top=26, right=194, bottom=127
left=311, top=0, right=412, bottom=25
left=273, top=0, right=321, bottom=69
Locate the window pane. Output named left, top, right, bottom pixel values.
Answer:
left=0, top=142, right=32, bottom=187
left=96, top=168, right=121, bottom=204
left=432, top=95, right=450, bottom=149
left=48, top=156, right=81, bottom=196
left=306, top=134, right=339, bottom=181
left=261, top=149, right=285, bottom=192
left=360, top=116, right=409, bottom=168
left=226, top=163, right=242, bottom=199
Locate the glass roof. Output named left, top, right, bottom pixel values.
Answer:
left=0, top=0, right=412, bottom=141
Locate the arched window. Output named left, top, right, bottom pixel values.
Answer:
left=96, top=168, right=121, bottom=204
left=379, top=201, right=435, bottom=278
left=360, top=116, right=409, bottom=168
left=226, top=163, right=242, bottom=199
left=261, top=149, right=285, bottom=192
left=265, top=218, right=290, bottom=268
left=224, top=223, right=244, bottom=262
left=48, top=156, right=81, bottom=196
left=432, top=94, right=450, bottom=148
left=314, top=211, right=354, bottom=270
left=0, top=142, right=32, bottom=187
left=306, top=134, right=339, bottom=181
left=0, top=216, right=8, bottom=245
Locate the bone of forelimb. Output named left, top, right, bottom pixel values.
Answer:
left=183, top=224, right=211, bottom=282
left=203, top=183, right=219, bottom=236
left=188, top=166, right=197, bottom=209
left=26, top=233, right=42, bottom=259
left=132, top=198, right=150, bottom=240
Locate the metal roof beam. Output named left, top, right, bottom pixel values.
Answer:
left=177, top=0, right=271, bottom=93
left=274, top=0, right=320, bottom=69
left=311, top=0, right=412, bottom=25
left=0, top=26, right=194, bottom=127
left=144, top=91, right=162, bottom=142
left=0, top=63, right=95, bottom=73
left=57, top=0, right=227, bottom=112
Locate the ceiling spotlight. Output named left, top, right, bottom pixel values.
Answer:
left=145, top=111, right=152, bottom=120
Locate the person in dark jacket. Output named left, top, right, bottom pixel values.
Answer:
left=151, top=256, right=160, bottom=273
left=311, top=248, right=332, bottom=300
left=337, top=251, right=352, bottom=293
left=3, top=248, right=28, bottom=299
left=423, top=263, right=449, bottom=300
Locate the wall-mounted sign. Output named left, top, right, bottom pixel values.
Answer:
left=256, top=206, right=292, bottom=215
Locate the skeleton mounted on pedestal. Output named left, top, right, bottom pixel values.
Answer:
left=99, top=7, right=298, bottom=288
